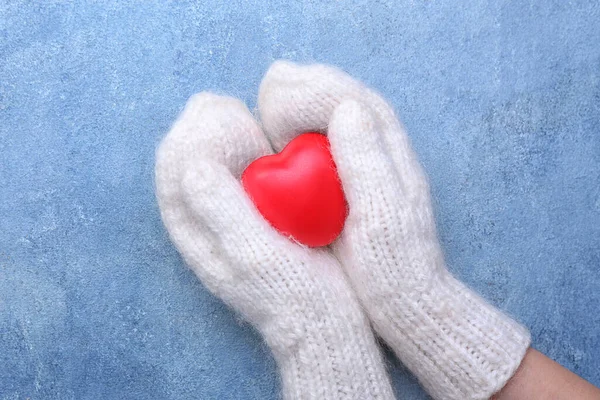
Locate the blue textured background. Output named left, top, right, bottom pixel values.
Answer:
left=1, top=1, right=599, bottom=399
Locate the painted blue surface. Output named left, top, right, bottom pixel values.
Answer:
left=1, top=1, right=599, bottom=398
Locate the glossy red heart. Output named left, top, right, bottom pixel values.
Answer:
left=241, top=132, right=348, bottom=247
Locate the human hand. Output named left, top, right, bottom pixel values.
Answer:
left=258, top=61, right=531, bottom=400
left=155, top=93, right=395, bottom=399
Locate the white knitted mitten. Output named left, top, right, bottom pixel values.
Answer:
left=258, top=61, right=531, bottom=400
left=155, top=93, right=395, bottom=400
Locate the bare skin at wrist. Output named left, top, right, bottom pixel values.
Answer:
left=492, top=348, right=600, bottom=400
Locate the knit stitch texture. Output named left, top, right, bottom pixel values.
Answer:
left=155, top=93, right=395, bottom=400
left=156, top=61, right=531, bottom=400
left=257, top=61, right=531, bottom=400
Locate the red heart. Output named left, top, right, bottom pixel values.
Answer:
left=241, top=132, right=348, bottom=247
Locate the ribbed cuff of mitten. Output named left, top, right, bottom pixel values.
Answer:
left=371, top=271, right=530, bottom=400
left=261, top=300, right=396, bottom=400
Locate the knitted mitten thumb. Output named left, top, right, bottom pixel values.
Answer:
left=258, top=61, right=531, bottom=400
left=155, top=93, right=395, bottom=400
